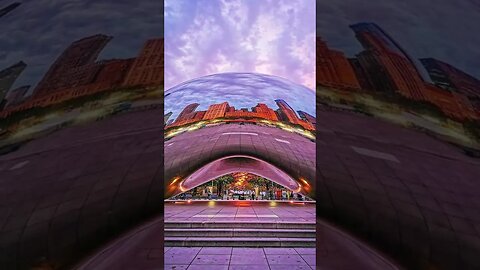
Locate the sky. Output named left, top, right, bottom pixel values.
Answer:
left=0, top=0, right=163, bottom=94
left=164, top=0, right=316, bottom=90
left=2, top=0, right=478, bottom=96
left=316, top=0, right=480, bottom=80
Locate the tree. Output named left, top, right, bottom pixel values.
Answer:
left=215, top=174, right=234, bottom=195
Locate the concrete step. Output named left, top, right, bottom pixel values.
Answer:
left=164, top=237, right=316, bottom=247
left=164, top=221, right=315, bottom=230
left=165, top=228, right=315, bottom=238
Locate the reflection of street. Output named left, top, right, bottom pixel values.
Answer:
left=318, top=87, right=480, bottom=150
left=0, top=87, right=162, bottom=148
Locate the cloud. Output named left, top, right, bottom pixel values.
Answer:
left=164, top=0, right=316, bottom=90
left=0, top=0, right=163, bottom=93
left=316, top=0, right=480, bottom=79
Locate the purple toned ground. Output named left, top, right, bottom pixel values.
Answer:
left=0, top=107, right=479, bottom=269
left=75, top=202, right=399, bottom=270
left=0, top=108, right=165, bottom=269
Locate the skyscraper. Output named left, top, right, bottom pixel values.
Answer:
left=297, top=111, right=316, bottom=126
left=316, top=37, right=361, bottom=90
left=123, top=38, right=164, bottom=87
left=92, top=58, right=134, bottom=89
left=34, top=34, right=112, bottom=96
left=5, top=85, right=29, bottom=107
left=164, top=112, right=173, bottom=125
left=348, top=58, right=373, bottom=91
left=350, top=23, right=421, bottom=73
left=275, top=99, right=300, bottom=124
left=420, top=58, right=480, bottom=98
left=351, top=22, right=425, bottom=100
left=175, top=103, right=199, bottom=122
left=203, top=102, right=229, bottom=120
left=0, top=61, right=26, bottom=102
left=422, top=83, right=477, bottom=120
left=252, top=103, right=278, bottom=121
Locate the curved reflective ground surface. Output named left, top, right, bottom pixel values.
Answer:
left=74, top=202, right=401, bottom=270
left=164, top=123, right=316, bottom=199
left=1, top=105, right=478, bottom=269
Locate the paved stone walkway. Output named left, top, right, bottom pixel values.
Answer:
left=73, top=202, right=399, bottom=269
left=165, top=201, right=316, bottom=222
left=164, top=247, right=315, bottom=270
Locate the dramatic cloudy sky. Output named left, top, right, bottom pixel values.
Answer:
left=317, top=0, right=480, bottom=79
left=164, top=0, right=316, bottom=90
left=0, top=0, right=163, bottom=94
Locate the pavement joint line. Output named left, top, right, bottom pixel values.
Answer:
left=220, top=132, right=258, bottom=136
left=336, top=130, right=480, bottom=165
left=275, top=138, right=291, bottom=144
left=351, top=146, right=400, bottom=163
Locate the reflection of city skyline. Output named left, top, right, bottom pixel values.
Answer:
left=0, top=1, right=162, bottom=90
left=316, top=22, right=480, bottom=121
left=164, top=72, right=316, bottom=121
left=0, top=34, right=163, bottom=118
left=165, top=99, right=316, bottom=131
left=316, top=0, right=480, bottom=80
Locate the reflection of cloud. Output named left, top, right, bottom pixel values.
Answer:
left=0, top=0, right=163, bottom=92
left=165, top=0, right=316, bottom=90
left=316, top=0, right=480, bottom=79
left=165, top=72, right=315, bottom=120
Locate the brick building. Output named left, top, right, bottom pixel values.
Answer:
left=351, top=23, right=425, bottom=100
left=316, top=38, right=361, bottom=90
left=33, top=34, right=112, bottom=97
left=123, top=38, right=164, bottom=87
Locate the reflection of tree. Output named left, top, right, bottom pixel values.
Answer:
left=249, top=176, right=268, bottom=187
left=214, top=174, right=234, bottom=195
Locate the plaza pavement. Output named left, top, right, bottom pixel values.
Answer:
left=75, top=202, right=399, bottom=270
left=315, top=108, right=480, bottom=270
left=0, top=106, right=479, bottom=269
left=0, top=108, right=165, bottom=269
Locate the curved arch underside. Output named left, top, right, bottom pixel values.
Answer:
left=171, top=155, right=303, bottom=198
left=164, top=124, right=316, bottom=199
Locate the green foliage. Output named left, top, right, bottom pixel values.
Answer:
left=249, top=176, right=268, bottom=187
